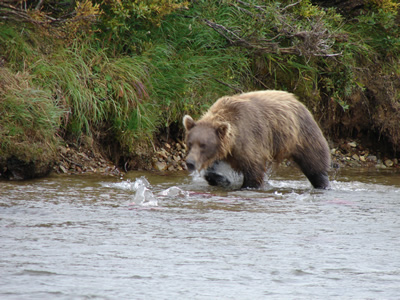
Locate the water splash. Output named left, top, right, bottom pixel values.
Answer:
left=158, top=186, right=189, bottom=198
left=131, top=177, right=158, bottom=206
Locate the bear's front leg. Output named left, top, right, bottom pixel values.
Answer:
left=241, top=165, right=264, bottom=189
left=204, top=161, right=231, bottom=188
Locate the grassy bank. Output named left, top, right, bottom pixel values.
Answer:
left=1, top=0, right=399, bottom=179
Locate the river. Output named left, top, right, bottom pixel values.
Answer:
left=1, top=167, right=400, bottom=299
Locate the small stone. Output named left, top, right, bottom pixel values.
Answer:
left=348, top=141, right=357, bottom=148
left=154, top=161, right=167, bottom=171
left=165, top=143, right=171, bottom=149
left=384, top=159, right=394, bottom=167
left=60, top=165, right=68, bottom=173
left=173, top=155, right=180, bottom=162
left=394, top=158, right=398, bottom=165
left=157, top=149, right=168, bottom=160
left=360, top=156, right=366, bottom=162
left=352, top=154, right=359, bottom=161
left=366, top=155, right=377, bottom=162
left=167, top=165, right=176, bottom=171
left=330, top=148, right=337, bottom=155
left=176, top=143, right=182, bottom=151
left=78, top=152, right=89, bottom=160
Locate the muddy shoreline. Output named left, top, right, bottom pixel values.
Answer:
left=51, top=138, right=399, bottom=179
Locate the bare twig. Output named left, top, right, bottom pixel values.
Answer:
left=234, top=0, right=267, bottom=13
left=281, top=1, right=301, bottom=12
left=35, top=0, right=45, bottom=10
left=213, top=78, right=243, bottom=94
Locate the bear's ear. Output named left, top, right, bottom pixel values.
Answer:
left=183, top=115, right=196, bottom=131
left=216, top=122, right=230, bottom=140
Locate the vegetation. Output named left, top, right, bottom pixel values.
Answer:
left=1, top=0, right=399, bottom=178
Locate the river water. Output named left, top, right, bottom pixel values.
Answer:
left=1, top=167, right=400, bottom=299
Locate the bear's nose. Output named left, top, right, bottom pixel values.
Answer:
left=186, top=160, right=196, bottom=172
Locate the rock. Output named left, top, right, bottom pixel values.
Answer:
left=156, top=149, right=168, bottom=160
left=154, top=161, right=167, bottom=171
left=384, top=159, right=394, bottom=167
left=330, top=148, right=337, bottom=155
left=352, top=154, right=359, bottom=161
left=348, top=141, right=357, bottom=148
left=394, top=158, right=398, bottom=165
left=78, top=152, right=89, bottom=160
left=176, top=143, right=182, bottom=151
left=366, top=155, right=377, bottom=162
left=359, top=156, right=366, bottom=162
left=59, top=165, right=68, bottom=173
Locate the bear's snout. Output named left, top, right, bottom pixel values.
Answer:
left=185, top=159, right=196, bottom=172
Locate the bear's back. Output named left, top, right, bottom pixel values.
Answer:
left=206, top=90, right=308, bottom=124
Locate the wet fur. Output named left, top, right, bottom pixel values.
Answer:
left=183, top=90, right=331, bottom=189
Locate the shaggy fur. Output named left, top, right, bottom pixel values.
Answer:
left=183, top=90, right=330, bottom=189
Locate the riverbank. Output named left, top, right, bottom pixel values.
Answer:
left=2, top=2, right=400, bottom=182
left=51, top=138, right=400, bottom=179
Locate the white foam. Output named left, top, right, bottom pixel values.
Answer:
left=158, top=186, right=189, bottom=198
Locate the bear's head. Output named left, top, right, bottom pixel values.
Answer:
left=183, top=115, right=230, bottom=172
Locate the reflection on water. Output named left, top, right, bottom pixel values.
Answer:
left=1, top=167, right=400, bottom=299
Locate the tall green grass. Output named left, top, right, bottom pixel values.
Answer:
left=31, top=42, right=158, bottom=151
left=0, top=68, right=62, bottom=163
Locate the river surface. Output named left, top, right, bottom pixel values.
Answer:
left=1, top=167, right=400, bottom=299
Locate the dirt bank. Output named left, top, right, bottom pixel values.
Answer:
left=51, top=137, right=400, bottom=178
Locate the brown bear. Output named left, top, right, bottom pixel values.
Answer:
left=183, top=90, right=330, bottom=189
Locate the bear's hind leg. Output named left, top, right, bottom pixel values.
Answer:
left=293, top=153, right=330, bottom=189
left=302, top=171, right=330, bottom=189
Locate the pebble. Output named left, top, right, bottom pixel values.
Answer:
left=156, top=149, right=168, bottom=160
left=59, top=165, right=68, bottom=173
left=384, top=159, right=394, bottom=167
left=348, top=141, right=357, bottom=148
left=154, top=161, right=167, bottom=171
